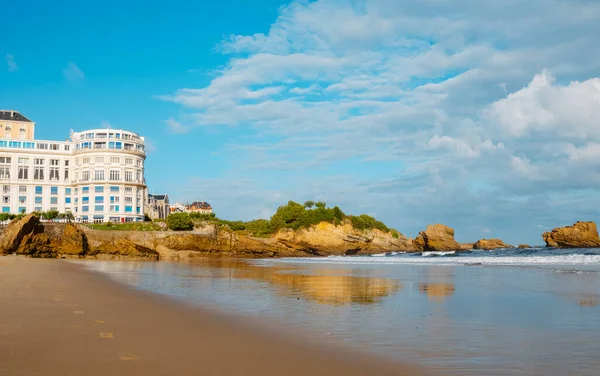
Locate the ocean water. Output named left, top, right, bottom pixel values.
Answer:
left=83, top=248, right=600, bottom=376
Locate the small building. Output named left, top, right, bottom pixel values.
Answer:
left=169, top=202, right=187, bottom=213
left=186, top=201, right=212, bottom=214
left=146, top=193, right=170, bottom=220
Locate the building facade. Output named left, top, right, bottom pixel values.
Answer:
left=0, top=110, right=147, bottom=222
left=145, top=194, right=170, bottom=220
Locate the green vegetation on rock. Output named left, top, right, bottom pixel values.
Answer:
left=86, top=222, right=164, bottom=231
left=166, top=212, right=194, bottom=231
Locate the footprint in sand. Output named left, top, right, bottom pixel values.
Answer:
left=99, top=332, right=115, bottom=339
left=118, top=353, right=139, bottom=361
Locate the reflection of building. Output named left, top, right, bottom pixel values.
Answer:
left=146, top=194, right=170, bottom=220
left=169, top=201, right=212, bottom=215
left=0, top=110, right=147, bottom=222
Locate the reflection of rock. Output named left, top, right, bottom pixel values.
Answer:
left=418, top=283, right=455, bottom=302
left=413, top=224, right=462, bottom=252
left=189, top=258, right=402, bottom=306
left=473, top=238, right=512, bottom=250
left=543, top=221, right=600, bottom=248
left=578, top=297, right=599, bottom=307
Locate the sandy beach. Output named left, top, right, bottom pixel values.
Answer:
left=0, top=256, right=431, bottom=376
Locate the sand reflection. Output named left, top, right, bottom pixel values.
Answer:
left=188, top=258, right=402, bottom=306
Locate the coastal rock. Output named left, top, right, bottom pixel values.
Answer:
left=0, top=214, right=39, bottom=254
left=413, top=224, right=462, bottom=252
left=517, top=244, right=531, bottom=249
left=473, top=239, right=512, bottom=250
left=88, top=239, right=158, bottom=261
left=542, top=221, right=600, bottom=248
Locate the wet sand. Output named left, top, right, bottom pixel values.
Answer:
left=0, top=256, right=432, bottom=376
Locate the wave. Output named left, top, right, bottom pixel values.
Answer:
left=268, top=254, right=600, bottom=267
left=421, top=251, right=457, bottom=257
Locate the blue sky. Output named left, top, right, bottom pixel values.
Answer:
left=3, top=0, right=600, bottom=245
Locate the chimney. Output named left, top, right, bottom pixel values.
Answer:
left=10, top=110, right=14, bottom=118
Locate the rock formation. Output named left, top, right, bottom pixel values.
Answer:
left=413, top=224, right=462, bottom=252
left=473, top=238, right=512, bottom=250
left=542, top=221, right=600, bottom=248
left=517, top=244, right=531, bottom=249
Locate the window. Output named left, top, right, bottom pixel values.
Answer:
left=18, top=166, right=28, bottom=180
left=18, top=157, right=28, bottom=164
left=125, top=187, right=133, bottom=193
left=110, top=157, right=120, bottom=163
left=125, top=206, right=133, bottom=213
left=64, top=145, right=70, bottom=151
left=136, top=159, right=141, bottom=167
left=95, top=196, right=104, bottom=203
left=110, top=186, right=119, bottom=192
left=50, top=159, right=59, bottom=166
left=136, top=171, right=141, bottom=183
left=64, top=169, right=69, bottom=180
left=35, top=197, right=42, bottom=204
left=50, top=186, right=58, bottom=195
left=94, top=169, right=104, bottom=181
left=64, top=160, right=69, bottom=167
left=82, top=170, right=90, bottom=181
left=2, top=185, right=9, bottom=194
left=18, top=196, right=26, bottom=204
left=65, top=197, right=71, bottom=204
left=95, top=186, right=104, bottom=193
left=34, top=207, right=42, bottom=212
left=2, top=206, right=9, bottom=213
left=125, top=171, right=134, bottom=182
left=82, top=206, right=89, bottom=212
left=36, top=143, right=48, bottom=150
left=19, top=186, right=26, bottom=193
left=82, top=157, right=90, bottom=164
left=50, top=197, right=58, bottom=205
left=34, top=166, right=44, bottom=180
left=0, top=167, right=9, bottom=179
left=49, top=167, right=59, bottom=181
left=125, top=158, right=133, bottom=165
left=110, top=196, right=119, bottom=203
left=2, top=196, right=9, bottom=203
left=18, top=207, right=25, bottom=214
left=82, top=186, right=89, bottom=193
left=49, top=144, right=59, bottom=150
left=35, top=186, right=42, bottom=195
left=82, top=197, right=89, bottom=204
left=66, top=188, right=71, bottom=195
left=109, top=170, right=120, bottom=181
left=34, top=158, right=44, bottom=165
left=95, top=156, right=104, bottom=163
left=110, top=205, right=120, bottom=212
left=125, top=196, right=133, bottom=204
left=0, top=157, right=10, bottom=163
left=94, top=205, right=104, bottom=212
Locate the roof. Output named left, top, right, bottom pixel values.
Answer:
left=188, top=201, right=212, bottom=209
left=148, top=194, right=168, bottom=201
left=0, top=110, right=32, bottom=122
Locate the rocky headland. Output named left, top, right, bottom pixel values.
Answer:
left=473, top=238, right=513, bottom=250
left=542, top=221, right=600, bottom=248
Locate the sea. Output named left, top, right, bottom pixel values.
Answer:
left=83, top=247, right=600, bottom=376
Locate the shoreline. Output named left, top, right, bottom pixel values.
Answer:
left=0, top=255, right=433, bottom=376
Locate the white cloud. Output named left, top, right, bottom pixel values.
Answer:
left=6, top=53, right=17, bottom=72
left=62, top=62, right=85, bottom=81
left=158, top=0, right=600, bottom=244
left=165, top=118, right=192, bottom=134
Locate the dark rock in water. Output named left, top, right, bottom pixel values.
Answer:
left=517, top=244, right=531, bottom=249
left=542, top=221, right=600, bottom=248
left=413, top=224, right=462, bottom=252
left=473, top=238, right=512, bottom=250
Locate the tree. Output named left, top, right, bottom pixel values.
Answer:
left=166, top=213, right=194, bottom=231
left=315, top=201, right=326, bottom=209
left=332, top=206, right=344, bottom=222
left=270, top=201, right=306, bottom=230
left=303, top=200, right=315, bottom=209
left=44, top=210, right=59, bottom=220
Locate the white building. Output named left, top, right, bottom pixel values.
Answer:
left=0, top=110, right=147, bottom=223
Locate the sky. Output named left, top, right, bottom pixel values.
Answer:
left=2, top=0, right=600, bottom=245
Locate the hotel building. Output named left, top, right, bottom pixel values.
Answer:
left=0, top=110, right=147, bottom=222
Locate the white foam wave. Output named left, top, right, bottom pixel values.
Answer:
left=421, top=251, right=456, bottom=257
left=267, top=254, right=600, bottom=266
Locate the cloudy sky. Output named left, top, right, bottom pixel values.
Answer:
left=3, top=0, right=600, bottom=244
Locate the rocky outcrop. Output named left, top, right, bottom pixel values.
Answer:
left=473, top=238, right=512, bottom=250
left=542, top=221, right=600, bottom=248
left=0, top=216, right=158, bottom=260
left=518, top=244, right=531, bottom=249
left=413, top=224, right=462, bottom=252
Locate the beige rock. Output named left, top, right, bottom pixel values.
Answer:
left=517, top=244, right=531, bottom=249
left=542, top=221, right=600, bottom=248
left=413, top=224, right=462, bottom=252
left=473, top=238, right=512, bottom=250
